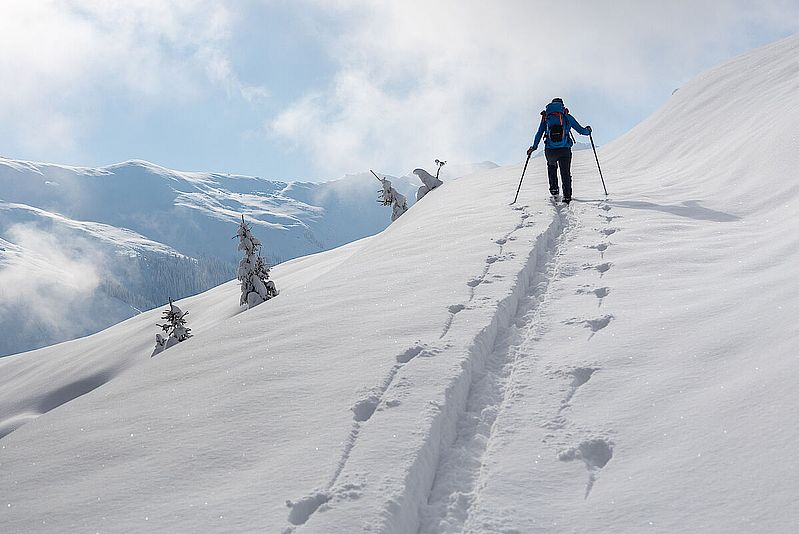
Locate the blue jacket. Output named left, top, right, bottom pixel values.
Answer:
left=532, top=102, right=591, bottom=150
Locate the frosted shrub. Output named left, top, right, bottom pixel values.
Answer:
left=237, top=216, right=278, bottom=308
left=151, top=298, right=192, bottom=357
left=374, top=172, right=408, bottom=222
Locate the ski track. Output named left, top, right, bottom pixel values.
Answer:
left=283, top=211, right=530, bottom=533
left=287, top=197, right=620, bottom=531
left=285, top=207, right=535, bottom=530
left=418, top=202, right=574, bottom=534
left=420, top=197, right=622, bottom=532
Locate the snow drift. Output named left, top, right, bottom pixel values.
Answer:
left=2, top=34, right=799, bottom=533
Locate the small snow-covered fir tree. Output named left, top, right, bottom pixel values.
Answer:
left=237, top=215, right=278, bottom=308
left=373, top=170, right=408, bottom=222
left=151, top=298, right=192, bottom=357
left=414, top=159, right=445, bottom=201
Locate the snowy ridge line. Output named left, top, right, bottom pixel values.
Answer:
left=420, top=205, right=573, bottom=533
left=371, top=206, right=565, bottom=533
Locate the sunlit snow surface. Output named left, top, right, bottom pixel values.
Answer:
left=2, top=35, right=799, bottom=533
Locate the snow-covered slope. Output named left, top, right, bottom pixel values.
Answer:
left=0, top=160, right=422, bottom=356
left=2, top=34, right=799, bottom=533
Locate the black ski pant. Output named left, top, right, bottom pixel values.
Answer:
left=545, top=147, right=572, bottom=199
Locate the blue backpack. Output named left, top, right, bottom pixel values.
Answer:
left=542, top=101, right=568, bottom=143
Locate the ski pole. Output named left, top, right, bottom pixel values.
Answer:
left=589, top=133, right=608, bottom=196
left=511, top=152, right=532, bottom=204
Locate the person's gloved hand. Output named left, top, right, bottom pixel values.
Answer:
left=586, top=125, right=592, bottom=134
left=527, top=145, right=536, bottom=155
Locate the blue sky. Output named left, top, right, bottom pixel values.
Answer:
left=1, top=1, right=798, bottom=181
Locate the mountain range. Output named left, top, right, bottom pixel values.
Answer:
left=0, top=159, right=495, bottom=356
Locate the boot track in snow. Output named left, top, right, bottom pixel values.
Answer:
left=418, top=203, right=576, bottom=533
left=286, top=200, right=610, bottom=533
left=283, top=204, right=547, bottom=532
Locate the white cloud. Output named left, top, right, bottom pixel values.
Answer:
left=2, top=1, right=797, bottom=178
left=271, top=0, right=799, bottom=177
left=198, top=46, right=270, bottom=103
left=0, top=224, right=102, bottom=333
left=0, top=0, right=266, bottom=157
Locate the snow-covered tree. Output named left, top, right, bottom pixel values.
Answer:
left=151, top=298, right=192, bottom=357
left=372, top=170, right=408, bottom=222
left=414, top=159, right=445, bottom=201
left=237, top=215, right=278, bottom=308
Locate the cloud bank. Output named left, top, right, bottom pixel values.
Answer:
left=0, top=0, right=264, bottom=159
left=1, top=1, right=798, bottom=180
left=0, top=224, right=102, bottom=350
left=271, top=0, right=799, bottom=177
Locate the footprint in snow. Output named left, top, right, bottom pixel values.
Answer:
left=592, top=287, right=611, bottom=299
left=448, top=304, right=466, bottom=314
left=441, top=305, right=465, bottom=338
left=352, top=395, right=381, bottom=422
left=576, top=285, right=611, bottom=306
left=599, top=227, right=619, bottom=236
left=569, top=367, right=598, bottom=389
left=396, top=345, right=425, bottom=364
left=286, top=492, right=330, bottom=526
left=587, top=242, right=611, bottom=259
left=584, top=315, right=613, bottom=332
left=558, top=438, right=614, bottom=498
left=352, top=346, right=424, bottom=423
left=565, top=315, right=614, bottom=338
left=583, top=262, right=612, bottom=277
left=556, top=366, right=600, bottom=413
